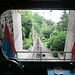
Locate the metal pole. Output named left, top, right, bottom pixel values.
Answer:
left=64, top=52, right=66, bottom=61
left=40, top=47, right=42, bottom=61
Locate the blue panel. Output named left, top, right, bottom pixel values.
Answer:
left=63, top=70, right=75, bottom=75
left=47, top=69, right=54, bottom=75
left=47, top=69, right=75, bottom=75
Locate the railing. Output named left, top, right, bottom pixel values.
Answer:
left=15, top=51, right=74, bottom=61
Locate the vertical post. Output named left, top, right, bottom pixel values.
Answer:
left=40, top=47, right=42, bottom=61
left=15, top=53, right=18, bottom=59
left=64, top=52, right=66, bottom=61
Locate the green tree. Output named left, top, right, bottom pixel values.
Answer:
left=20, top=10, right=33, bottom=50
left=32, top=12, right=45, bottom=37
left=57, top=10, right=69, bottom=31
left=20, top=10, right=32, bottom=38
left=47, top=32, right=66, bottom=57
left=42, top=28, right=52, bottom=38
left=34, top=22, right=41, bottom=36
left=46, top=19, right=55, bottom=26
left=32, top=12, right=44, bottom=26
left=23, top=17, right=32, bottom=38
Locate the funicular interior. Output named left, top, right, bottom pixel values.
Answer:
left=0, top=1, right=75, bottom=75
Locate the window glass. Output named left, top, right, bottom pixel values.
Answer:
left=0, top=10, right=74, bottom=61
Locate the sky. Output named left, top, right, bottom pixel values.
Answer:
left=30, top=10, right=66, bottom=23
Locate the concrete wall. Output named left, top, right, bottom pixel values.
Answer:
left=11, top=10, right=23, bottom=50
left=64, top=10, right=75, bottom=59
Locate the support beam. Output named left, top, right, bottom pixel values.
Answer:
left=64, top=10, right=75, bottom=59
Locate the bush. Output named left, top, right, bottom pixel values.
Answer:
left=42, top=37, right=48, bottom=46
left=23, top=44, right=30, bottom=50
left=47, top=31, right=66, bottom=57
left=47, top=36, right=55, bottom=48
left=23, top=36, right=33, bottom=50
left=42, top=37, right=45, bottom=40
left=53, top=52, right=58, bottom=57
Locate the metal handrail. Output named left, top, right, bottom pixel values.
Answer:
left=16, top=51, right=71, bottom=53
left=16, top=51, right=73, bottom=61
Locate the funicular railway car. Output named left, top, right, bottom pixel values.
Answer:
left=0, top=0, right=75, bottom=75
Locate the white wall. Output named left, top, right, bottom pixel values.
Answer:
left=12, top=10, right=23, bottom=50
left=64, top=10, right=75, bottom=59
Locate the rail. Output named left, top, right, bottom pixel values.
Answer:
left=16, top=51, right=74, bottom=61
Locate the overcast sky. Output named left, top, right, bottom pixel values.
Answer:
left=30, top=10, right=69, bottom=23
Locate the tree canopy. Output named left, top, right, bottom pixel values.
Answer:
left=20, top=10, right=32, bottom=39
left=56, top=10, right=69, bottom=31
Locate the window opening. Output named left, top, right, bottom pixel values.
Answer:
left=0, top=10, right=75, bottom=61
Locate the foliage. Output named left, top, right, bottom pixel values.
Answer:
left=47, top=32, right=66, bottom=57
left=50, top=32, right=66, bottom=51
left=20, top=10, right=33, bottom=50
left=32, top=12, right=56, bottom=38
left=23, top=17, right=32, bottom=38
left=41, top=20, right=55, bottom=39
left=20, top=10, right=32, bottom=38
left=46, top=19, right=55, bottom=26
left=32, top=13, right=46, bottom=38
left=33, top=22, right=41, bottom=36
left=20, top=10, right=69, bottom=53
left=52, top=51, right=58, bottom=57
left=42, top=37, right=48, bottom=46
left=32, top=12, right=44, bottom=26
left=42, top=28, right=52, bottom=38
left=46, top=10, right=69, bottom=57
left=23, top=36, right=33, bottom=50
left=47, top=36, right=55, bottom=48
left=50, top=30, right=60, bottom=37
left=56, top=10, right=69, bottom=31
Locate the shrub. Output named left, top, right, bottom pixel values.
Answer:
left=47, top=31, right=66, bottom=57
left=53, top=52, right=58, bottom=57
left=23, top=36, right=33, bottom=50
left=42, top=37, right=48, bottom=46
